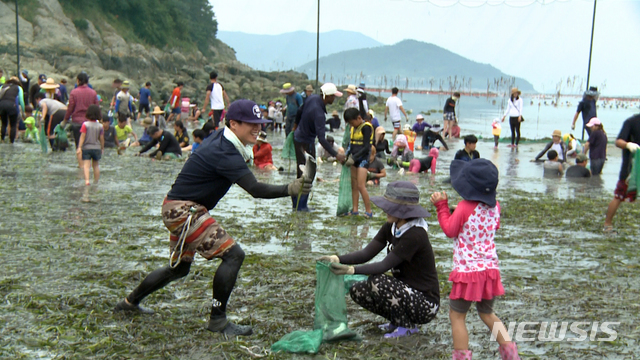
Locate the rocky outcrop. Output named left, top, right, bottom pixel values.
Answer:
left=0, top=0, right=309, bottom=104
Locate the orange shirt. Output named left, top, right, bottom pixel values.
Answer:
left=170, top=87, right=181, bottom=108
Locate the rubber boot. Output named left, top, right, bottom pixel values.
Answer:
left=296, top=194, right=312, bottom=212
left=498, top=342, right=520, bottom=360
left=207, top=308, right=253, bottom=336
left=452, top=349, right=472, bottom=360
left=113, top=299, right=154, bottom=314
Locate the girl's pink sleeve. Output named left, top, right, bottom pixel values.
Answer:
left=496, top=201, right=501, bottom=230
left=434, top=200, right=475, bottom=238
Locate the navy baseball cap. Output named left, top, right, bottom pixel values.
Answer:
left=226, top=100, right=271, bottom=124
left=38, top=74, right=46, bottom=82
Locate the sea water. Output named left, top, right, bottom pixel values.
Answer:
left=372, top=91, right=640, bottom=140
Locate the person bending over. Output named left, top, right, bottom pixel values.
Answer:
left=319, top=181, right=439, bottom=338
left=115, top=100, right=312, bottom=336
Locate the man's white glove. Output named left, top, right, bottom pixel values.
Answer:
left=317, top=255, right=339, bottom=263
left=330, top=263, right=355, bottom=275
left=626, top=142, right=639, bottom=153
left=344, top=155, right=355, bottom=167
left=287, top=176, right=312, bottom=196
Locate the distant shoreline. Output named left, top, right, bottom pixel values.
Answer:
left=361, top=88, right=640, bottom=103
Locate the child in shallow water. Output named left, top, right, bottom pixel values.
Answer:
left=76, top=105, right=104, bottom=186
left=430, top=159, right=520, bottom=360
left=388, top=134, right=414, bottom=168
left=344, top=108, right=374, bottom=218
left=408, top=147, right=439, bottom=174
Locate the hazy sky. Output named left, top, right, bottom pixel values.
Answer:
left=210, top=0, right=640, bottom=96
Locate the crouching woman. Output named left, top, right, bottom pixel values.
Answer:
left=319, top=181, right=439, bottom=338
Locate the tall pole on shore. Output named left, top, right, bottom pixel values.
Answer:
left=583, top=0, right=597, bottom=141
left=315, top=0, right=320, bottom=91
left=15, top=0, right=20, bottom=76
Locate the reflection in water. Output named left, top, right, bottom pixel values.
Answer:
left=359, top=224, right=370, bottom=239
left=503, top=149, right=519, bottom=189
left=543, top=178, right=560, bottom=197
left=81, top=185, right=90, bottom=202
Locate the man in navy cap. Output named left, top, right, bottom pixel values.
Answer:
left=293, top=83, right=346, bottom=211
left=115, top=100, right=312, bottom=336
left=29, top=74, right=46, bottom=108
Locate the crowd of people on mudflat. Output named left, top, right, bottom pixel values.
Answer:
left=1, top=66, right=639, bottom=358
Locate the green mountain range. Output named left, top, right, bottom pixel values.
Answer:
left=297, top=39, right=535, bottom=92
left=218, top=30, right=383, bottom=71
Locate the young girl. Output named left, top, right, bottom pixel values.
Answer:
left=430, top=159, right=520, bottom=360
left=564, top=133, right=582, bottom=157
left=388, top=134, right=414, bottom=168
left=584, top=117, right=607, bottom=175
left=492, top=118, right=501, bottom=148
left=174, top=120, right=189, bottom=148
left=320, top=181, right=440, bottom=338
left=76, top=105, right=104, bottom=186
left=374, top=126, right=390, bottom=159
left=366, top=146, right=386, bottom=186
left=344, top=108, right=373, bottom=218
left=273, top=101, right=284, bottom=132
left=408, top=147, right=439, bottom=174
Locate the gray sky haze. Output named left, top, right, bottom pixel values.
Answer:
left=211, top=0, right=640, bottom=96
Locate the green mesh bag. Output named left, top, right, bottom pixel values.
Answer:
left=341, top=124, right=351, bottom=149
left=281, top=132, right=296, bottom=160
left=39, top=125, right=48, bottom=153
left=336, top=125, right=353, bottom=216
left=270, top=329, right=323, bottom=354
left=336, top=165, right=352, bottom=216
left=271, top=262, right=359, bottom=354
left=313, top=262, right=358, bottom=341
left=36, top=110, right=48, bottom=153
left=627, top=151, right=640, bottom=193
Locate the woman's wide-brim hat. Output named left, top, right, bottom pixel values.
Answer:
left=450, top=159, right=499, bottom=208
left=40, top=78, right=60, bottom=90
left=142, top=117, right=154, bottom=126
left=151, top=106, right=164, bottom=115
left=510, top=87, right=521, bottom=96
left=344, top=84, right=358, bottom=94
left=280, top=83, right=295, bottom=94
left=371, top=181, right=430, bottom=219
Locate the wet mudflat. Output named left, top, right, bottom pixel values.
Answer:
left=1, top=135, right=639, bottom=359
